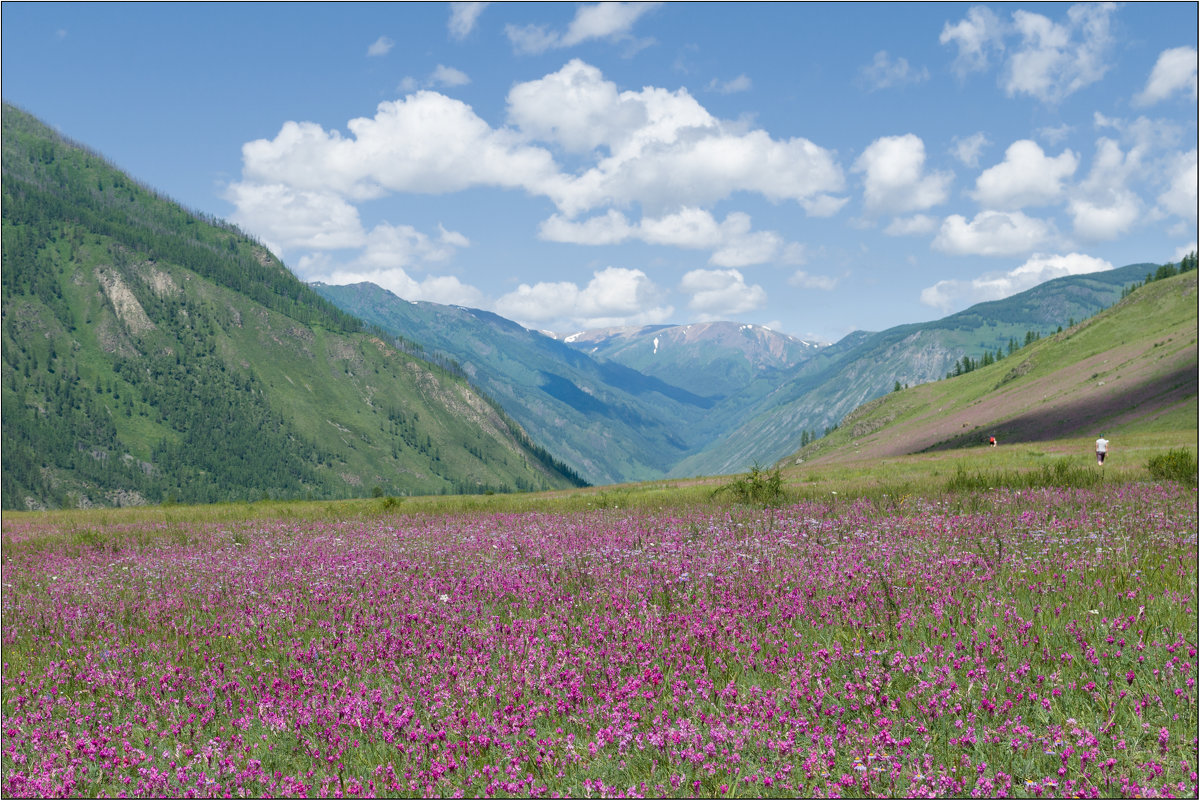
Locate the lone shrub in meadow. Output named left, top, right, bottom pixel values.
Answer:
left=712, top=463, right=786, bottom=506
left=378, top=495, right=403, bottom=512
left=1147, top=448, right=1198, bottom=485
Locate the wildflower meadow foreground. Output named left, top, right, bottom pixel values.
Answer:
left=2, top=485, right=1197, bottom=798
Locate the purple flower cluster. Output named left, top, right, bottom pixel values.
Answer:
left=2, top=485, right=1196, bottom=797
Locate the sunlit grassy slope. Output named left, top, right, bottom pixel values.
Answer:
left=784, top=269, right=1197, bottom=474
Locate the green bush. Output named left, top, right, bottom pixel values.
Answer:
left=1147, top=448, right=1198, bottom=485
left=712, top=464, right=787, bottom=506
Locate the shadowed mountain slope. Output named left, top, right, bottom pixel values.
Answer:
left=310, top=283, right=715, bottom=485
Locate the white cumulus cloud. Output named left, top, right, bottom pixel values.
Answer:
left=233, top=60, right=846, bottom=264
left=515, top=65, right=844, bottom=217
left=494, top=266, right=672, bottom=329
left=367, top=36, right=394, bottom=57
left=538, top=209, right=633, bottom=245
left=506, top=2, right=660, bottom=54
left=1003, top=4, right=1116, bottom=103
left=1069, top=194, right=1140, bottom=242
left=884, top=214, right=940, bottom=236
left=941, top=4, right=1117, bottom=103
left=940, top=6, right=1005, bottom=76
left=951, top=132, right=990, bottom=168
left=707, top=74, right=752, bottom=94
left=238, top=93, right=560, bottom=200
left=1157, top=148, right=1198, bottom=225
left=921, top=252, right=1113, bottom=311
left=506, top=59, right=658, bottom=155
left=539, top=207, right=791, bottom=267
left=972, top=139, right=1078, bottom=209
left=709, top=229, right=784, bottom=268
left=853, top=134, right=952, bottom=214
left=358, top=223, right=470, bottom=269
left=1039, top=123, right=1072, bottom=146
left=1134, top=46, right=1198, bottom=107
left=1067, top=138, right=1142, bottom=240
left=399, top=66, right=473, bottom=93
left=431, top=65, right=471, bottom=87
left=933, top=210, right=1055, bottom=256
left=449, top=2, right=488, bottom=40
left=320, top=266, right=487, bottom=308
left=679, top=268, right=767, bottom=318
left=563, top=2, right=659, bottom=48
left=226, top=183, right=365, bottom=254
left=859, top=50, right=930, bottom=90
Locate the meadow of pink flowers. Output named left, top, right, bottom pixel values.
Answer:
left=2, top=484, right=1196, bottom=798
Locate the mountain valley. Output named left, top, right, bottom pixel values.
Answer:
left=3, top=102, right=1193, bottom=508
left=318, top=261, right=1169, bottom=484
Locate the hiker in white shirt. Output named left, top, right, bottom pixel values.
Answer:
left=1095, top=435, right=1109, bottom=465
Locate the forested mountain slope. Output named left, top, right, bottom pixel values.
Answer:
left=1, top=104, right=584, bottom=509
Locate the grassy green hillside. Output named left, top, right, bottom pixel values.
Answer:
left=1, top=104, right=584, bottom=509
left=786, top=268, right=1197, bottom=468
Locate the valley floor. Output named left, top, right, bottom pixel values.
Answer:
left=3, top=481, right=1196, bottom=798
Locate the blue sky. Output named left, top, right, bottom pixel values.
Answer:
left=3, top=2, right=1196, bottom=342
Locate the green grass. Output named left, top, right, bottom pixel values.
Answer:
left=945, top=457, right=1106, bottom=492
left=1147, top=447, right=1199, bottom=485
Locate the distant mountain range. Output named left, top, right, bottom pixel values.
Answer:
left=1, top=104, right=584, bottom=509
left=310, top=284, right=718, bottom=484
left=667, top=260, right=1159, bottom=477
left=556, top=322, right=825, bottom=399
left=317, top=261, right=1159, bottom=484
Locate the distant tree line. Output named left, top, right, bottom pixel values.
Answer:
left=796, top=424, right=840, bottom=450
left=944, top=331, right=1042, bottom=379
left=1121, top=251, right=1198, bottom=299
